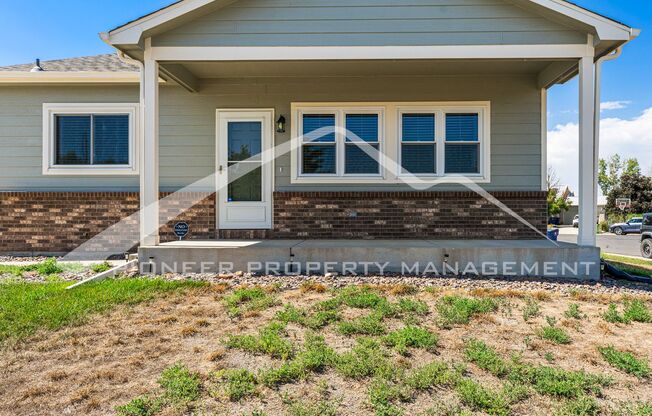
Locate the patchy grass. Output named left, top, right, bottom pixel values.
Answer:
left=90, top=261, right=113, bottom=274
left=538, top=317, right=572, bottom=344
left=223, top=286, right=278, bottom=318
left=213, top=369, right=258, bottom=401
left=0, top=258, right=64, bottom=277
left=3, top=283, right=650, bottom=416
left=158, top=363, right=202, bottom=403
left=0, top=279, right=205, bottom=344
left=435, top=296, right=497, bottom=328
left=225, top=322, right=294, bottom=359
left=338, top=312, right=387, bottom=336
left=598, top=346, right=651, bottom=378
left=604, top=300, right=652, bottom=324
left=522, top=297, right=541, bottom=322
left=383, top=326, right=438, bottom=356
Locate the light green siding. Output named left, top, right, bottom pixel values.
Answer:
left=0, top=74, right=543, bottom=192
left=153, top=0, right=585, bottom=47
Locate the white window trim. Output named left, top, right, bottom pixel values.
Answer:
left=42, top=103, right=140, bottom=176
left=291, top=102, right=490, bottom=184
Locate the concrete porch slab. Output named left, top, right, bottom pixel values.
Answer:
left=140, top=239, right=601, bottom=280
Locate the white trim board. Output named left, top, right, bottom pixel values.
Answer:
left=0, top=72, right=141, bottom=84
left=150, top=44, right=595, bottom=62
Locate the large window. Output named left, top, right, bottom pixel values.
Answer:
left=43, top=104, right=138, bottom=175
left=291, top=102, right=489, bottom=184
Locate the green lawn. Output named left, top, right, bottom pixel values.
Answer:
left=602, top=254, right=652, bottom=277
left=0, top=279, right=206, bottom=345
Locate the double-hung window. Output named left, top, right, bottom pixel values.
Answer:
left=445, top=113, right=480, bottom=174
left=43, top=103, right=139, bottom=175
left=400, top=112, right=437, bottom=175
left=298, top=107, right=383, bottom=178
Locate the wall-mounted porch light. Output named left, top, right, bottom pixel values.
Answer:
left=276, top=115, right=286, bottom=133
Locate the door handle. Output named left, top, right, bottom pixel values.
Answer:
left=219, top=165, right=224, bottom=173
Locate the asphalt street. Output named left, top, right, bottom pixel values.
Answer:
left=558, top=228, right=643, bottom=258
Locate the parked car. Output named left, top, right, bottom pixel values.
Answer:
left=572, top=215, right=579, bottom=228
left=610, top=217, right=643, bottom=235
left=640, top=214, right=652, bottom=258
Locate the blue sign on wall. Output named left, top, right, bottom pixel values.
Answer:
left=174, top=222, right=189, bottom=240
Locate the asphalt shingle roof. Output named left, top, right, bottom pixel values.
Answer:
left=0, top=54, right=138, bottom=72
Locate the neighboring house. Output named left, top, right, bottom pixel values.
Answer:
left=561, top=195, right=608, bottom=225
left=0, top=0, right=639, bottom=278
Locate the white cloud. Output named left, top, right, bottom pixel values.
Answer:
left=600, top=101, right=631, bottom=112
left=548, top=107, right=652, bottom=195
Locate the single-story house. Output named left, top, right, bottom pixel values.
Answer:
left=0, top=0, right=639, bottom=278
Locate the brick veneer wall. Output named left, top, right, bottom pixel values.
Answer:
left=0, top=190, right=547, bottom=253
left=269, top=191, right=548, bottom=240
left=0, top=192, right=215, bottom=254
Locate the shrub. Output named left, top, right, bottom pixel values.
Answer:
left=436, top=296, right=497, bottom=328
left=158, top=363, right=201, bottom=403
left=383, top=326, right=438, bottom=356
left=598, top=346, right=650, bottom=378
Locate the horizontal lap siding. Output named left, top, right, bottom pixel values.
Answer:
left=153, top=0, right=585, bottom=47
left=0, top=74, right=542, bottom=192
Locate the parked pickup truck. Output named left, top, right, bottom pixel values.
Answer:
left=640, top=214, right=652, bottom=258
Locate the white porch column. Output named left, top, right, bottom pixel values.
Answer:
left=140, top=38, right=160, bottom=246
left=577, top=56, right=596, bottom=247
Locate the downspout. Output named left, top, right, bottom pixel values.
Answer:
left=593, top=47, right=622, bottom=218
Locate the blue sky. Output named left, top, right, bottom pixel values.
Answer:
left=0, top=0, right=650, bottom=190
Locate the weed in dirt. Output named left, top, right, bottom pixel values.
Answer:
left=555, top=395, right=600, bottom=416
left=337, top=286, right=398, bottom=317
left=604, top=300, right=652, bottom=324
left=397, top=298, right=429, bottom=315
left=276, top=304, right=340, bottom=330
left=538, top=317, right=572, bottom=344
left=545, top=352, right=555, bottom=363
left=223, top=286, right=277, bottom=318
left=225, top=322, right=294, bottom=359
left=378, top=284, right=418, bottom=296
left=421, top=402, right=472, bottom=416
left=335, top=337, right=392, bottom=380
left=284, top=383, right=340, bottom=416
left=383, top=326, right=438, bottom=356
left=564, top=303, right=584, bottom=320
left=115, top=396, right=163, bottom=416
left=436, top=296, right=497, bottom=328
left=610, top=401, right=652, bottom=416
left=509, top=361, right=611, bottom=398
left=405, top=361, right=459, bottom=391
left=456, top=378, right=510, bottom=416
left=90, top=261, right=113, bottom=273
left=213, top=368, right=257, bottom=401
left=522, top=297, right=541, bottom=322
left=260, top=334, right=337, bottom=387
left=158, top=363, right=202, bottom=403
left=338, top=312, right=387, bottom=336
left=598, top=346, right=650, bottom=378
left=464, top=339, right=509, bottom=377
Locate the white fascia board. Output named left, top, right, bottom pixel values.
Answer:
left=525, top=0, right=635, bottom=41
left=151, top=44, right=595, bottom=61
left=106, top=0, right=223, bottom=45
left=0, top=72, right=141, bottom=84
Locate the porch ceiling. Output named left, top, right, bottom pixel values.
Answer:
left=168, top=58, right=574, bottom=79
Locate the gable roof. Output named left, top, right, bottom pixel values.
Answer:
left=105, top=0, right=637, bottom=47
left=0, top=54, right=138, bottom=73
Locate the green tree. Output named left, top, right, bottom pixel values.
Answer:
left=606, top=171, right=652, bottom=217
left=598, top=154, right=640, bottom=196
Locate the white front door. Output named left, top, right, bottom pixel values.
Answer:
left=216, top=110, right=273, bottom=230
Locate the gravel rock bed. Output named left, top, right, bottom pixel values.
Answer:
left=150, top=271, right=652, bottom=297
left=0, top=256, right=57, bottom=263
